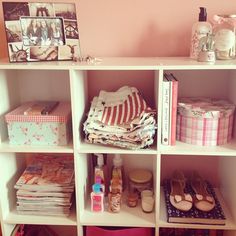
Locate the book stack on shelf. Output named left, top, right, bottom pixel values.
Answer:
left=162, top=73, right=178, bottom=145
left=15, top=155, right=75, bottom=217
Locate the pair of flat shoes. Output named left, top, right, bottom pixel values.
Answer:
left=169, top=171, right=215, bottom=212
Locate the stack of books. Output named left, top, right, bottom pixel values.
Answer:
left=161, top=73, right=178, bottom=145
left=15, top=155, right=75, bottom=217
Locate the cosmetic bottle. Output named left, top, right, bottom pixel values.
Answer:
left=111, top=154, right=125, bottom=191
left=190, top=7, right=212, bottom=59
left=94, top=154, right=105, bottom=185
left=108, top=183, right=122, bottom=213
left=91, top=183, right=104, bottom=212
left=94, top=153, right=109, bottom=195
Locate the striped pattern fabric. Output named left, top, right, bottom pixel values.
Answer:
left=101, top=92, right=149, bottom=126
left=83, top=86, right=156, bottom=150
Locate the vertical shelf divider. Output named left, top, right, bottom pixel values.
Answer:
left=70, top=68, right=88, bottom=235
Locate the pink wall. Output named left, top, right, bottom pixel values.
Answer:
left=0, top=0, right=235, bottom=59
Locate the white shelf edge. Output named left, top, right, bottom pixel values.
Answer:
left=80, top=197, right=155, bottom=227
left=78, top=142, right=157, bottom=155
left=4, top=207, right=77, bottom=226
left=1, top=57, right=236, bottom=70
left=159, top=187, right=236, bottom=230
left=0, top=140, right=74, bottom=153
left=160, top=140, right=236, bottom=156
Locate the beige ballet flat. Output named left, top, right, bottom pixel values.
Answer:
left=169, top=171, right=193, bottom=212
left=191, top=171, right=215, bottom=212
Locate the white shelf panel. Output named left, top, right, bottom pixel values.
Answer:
left=159, top=57, right=236, bottom=70
left=160, top=140, right=236, bottom=156
left=0, top=57, right=158, bottom=70
left=4, top=207, right=77, bottom=226
left=78, top=142, right=157, bottom=155
left=0, top=140, right=74, bottom=153
left=159, top=187, right=236, bottom=230
left=81, top=199, right=155, bottom=227
left=1, top=57, right=236, bottom=70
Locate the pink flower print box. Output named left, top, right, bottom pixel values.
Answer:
left=5, top=102, right=72, bottom=146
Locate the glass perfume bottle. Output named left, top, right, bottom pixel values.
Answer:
left=213, top=15, right=236, bottom=60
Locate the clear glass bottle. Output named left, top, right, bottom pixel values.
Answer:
left=213, top=15, right=236, bottom=60
left=111, top=154, right=125, bottom=191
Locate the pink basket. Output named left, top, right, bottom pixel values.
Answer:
left=86, top=226, right=153, bottom=236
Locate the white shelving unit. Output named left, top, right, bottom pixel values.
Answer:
left=0, top=57, right=236, bottom=236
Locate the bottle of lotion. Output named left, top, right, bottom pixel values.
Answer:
left=94, top=153, right=108, bottom=195
left=190, top=7, right=212, bottom=59
left=91, top=183, right=104, bottom=212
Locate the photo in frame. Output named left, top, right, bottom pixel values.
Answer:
left=2, top=2, right=80, bottom=62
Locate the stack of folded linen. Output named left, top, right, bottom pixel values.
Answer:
left=83, top=86, right=156, bottom=149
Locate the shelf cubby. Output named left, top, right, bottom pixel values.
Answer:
left=0, top=69, right=72, bottom=152
left=70, top=69, right=159, bottom=152
left=160, top=154, right=236, bottom=231
left=0, top=152, right=77, bottom=228
left=76, top=153, right=157, bottom=228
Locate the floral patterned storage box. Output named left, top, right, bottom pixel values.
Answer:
left=5, top=102, right=72, bottom=145
left=177, top=98, right=235, bottom=146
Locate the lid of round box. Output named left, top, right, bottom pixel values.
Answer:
left=128, top=169, right=152, bottom=183
left=177, top=97, right=235, bottom=118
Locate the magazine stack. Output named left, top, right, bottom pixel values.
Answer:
left=15, top=155, right=75, bottom=217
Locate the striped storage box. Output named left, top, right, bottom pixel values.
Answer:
left=5, top=102, right=72, bottom=145
left=176, top=98, right=235, bottom=146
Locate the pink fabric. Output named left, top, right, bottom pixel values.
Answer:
left=86, top=226, right=153, bottom=236
left=176, top=114, right=234, bottom=146
left=5, top=102, right=71, bottom=123
left=101, top=91, right=149, bottom=126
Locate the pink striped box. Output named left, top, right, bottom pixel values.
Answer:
left=5, top=102, right=72, bottom=146
left=176, top=98, right=235, bottom=146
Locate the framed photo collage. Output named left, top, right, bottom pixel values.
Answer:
left=2, top=2, right=80, bottom=62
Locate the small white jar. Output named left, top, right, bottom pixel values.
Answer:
left=141, top=196, right=155, bottom=213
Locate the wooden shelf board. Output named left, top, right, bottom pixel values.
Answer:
left=1, top=57, right=236, bottom=70
left=78, top=142, right=157, bottom=155
left=0, top=140, right=74, bottom=153
left=81, top=198, right=155, bottom=227
left=4, top=207, right=77, bottom=226
left=159, top=187, right=236, bottom=230
left=160, top=140, right=236, bottom=156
